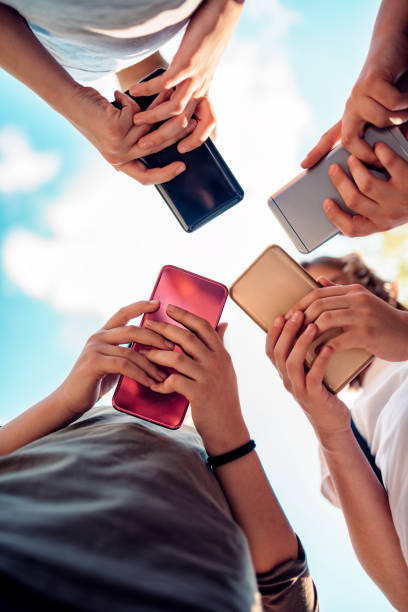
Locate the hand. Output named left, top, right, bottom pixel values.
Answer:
left=286, top=277, right=408, bottom=361
left=68, top=86, right=192, bottom=184
left=301, top=122, right=408, bottom=236
left=139, top=304, right=250, bottom=455
left=266, top=311, right=351, bottom=443
left=128, top=0, right=243, bottom=154
left=302, top=33, right=408, bottom=168
left=57, top=301, right=174, bottom=418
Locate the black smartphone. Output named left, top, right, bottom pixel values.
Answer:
left=112, top=68, right=244, bottom=232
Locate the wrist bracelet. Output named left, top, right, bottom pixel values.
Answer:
left=207, top=439, right=256, bottom=470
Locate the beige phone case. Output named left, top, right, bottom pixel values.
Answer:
left=229, top=245, right=373, bottom=394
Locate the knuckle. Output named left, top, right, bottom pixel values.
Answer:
left=359, top=173, right=374, bottom=194
left=320, top=311, right=333, bottom=325
left=347, top=191, right=361, bottom=210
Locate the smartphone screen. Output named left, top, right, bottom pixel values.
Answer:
left=113, top=266, right=228, bottom=429
left=112, top=69, right=244, bottom=232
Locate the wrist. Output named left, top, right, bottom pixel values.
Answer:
left=199, top=417, right=250, bottom=457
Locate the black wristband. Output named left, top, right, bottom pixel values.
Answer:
left=207, top=439, right=256, bottom=470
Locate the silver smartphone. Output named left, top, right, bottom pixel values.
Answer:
left=268, top=124, right=408, bottom=253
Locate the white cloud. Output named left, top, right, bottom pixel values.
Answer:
left=3, top=4, right=311, bottom=320
left=0, top=126, right=60, bottom=195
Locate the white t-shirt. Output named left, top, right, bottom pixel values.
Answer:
left=6, top=1, right=202, bottom=81
left=320, top=358, right=408, bottom=564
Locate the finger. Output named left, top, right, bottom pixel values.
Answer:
left=150, top=372, right=194, bottom=396
left=285, top=286, right=348, bottom=319
left=98, top=344, right=167, bottom=382
left=133, top=80, right=193, bottom=125
left=265, top=317, right=285, bottom=366
left=326, top=330, right=360, bottom=353
left=303, top=296, right=350, bottom=327
left=118, top=159, right=186, bottom=185
left=313, top=308, right=354, bottom=334
left=177, top=97, right=216, bottom=153
left=143, top=318, right=204, bottom=358
left=301, top=121, right=342, bottom=168
left=374, top=141, right=408, bottom=180
left=347, top=155, right=389, bottom=202
left=128, top=72, right=168, bottom=97
left=286, top=323, right=317, bottom=395
left=274, top=311, right=304, bottom=386
left=113, top=90, right=141, bottom=114
left=166, top=304, right=219, bottom=351
left=94, top=325, right=174, bottom=350
left=140, top=348, right=200, bottom=380
left=104, top=300, right=160, bottom=330
left=305, top=345, right=333, bottom=393
left=328, top=163, right=378, bottom=218
left=370, top=79, right=408, bottom=112
left=341, top=106, right=379, bottom=164
left=132, top=117, right=197, bottom=158
left=96, top=354, right=156, bottom=387
left=323, top=198, right=378, bottom=237
left=316, top=276, right=336, bottom=288
left=217, top=322, right=228, bottom=342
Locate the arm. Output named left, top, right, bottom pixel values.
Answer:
left=141, top=306, right=299, bottom=574
left=128, top=0, right=244, bottom=154
left=266, top=310, right=408, bottom=611
left=285, top=277, right=408, bottom=361
left=300, top=0, right=408, bottom=237
left=0, top=301, right=172, bottom=455
left=0, top=4, right=188, bottom=184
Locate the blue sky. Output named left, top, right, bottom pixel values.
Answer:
left=0, top=1, right=399, bottom=610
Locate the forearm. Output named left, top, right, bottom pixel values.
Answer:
left=206, top=423, right=298, bottom=574
left=0, top=3, right=81, bottom=117
left=370, top=0, right=408, bottom=40
left=320, top=429, right=408, bottom=610
left=0, top=388, right=77, bottom=456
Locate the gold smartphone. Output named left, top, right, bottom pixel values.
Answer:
left=229, top=245, right=372, bottom=394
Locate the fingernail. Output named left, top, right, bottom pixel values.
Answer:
left=178, top=144, right=189, bottom=154
left=273, top=316, right=283, bottom=326
left=323, top=200, right=331, bottom=211
left=167, top=304, right=177, bottom=312
left=284, top=311, right=292, bottom=320
left=291, top=311, right=302, bottom=322
left=157, top=372, right=166, bottom=382
left=149, top=299, right=159, bottom=304
left=145, top=377, right=155, bottom=386
left=165, top=341, right=174, bottom=349
left=144, top=319, right=153, bottom=327
left=175, top=164, right=185, bottom=175
left=305, top=324, right=315, bottom=334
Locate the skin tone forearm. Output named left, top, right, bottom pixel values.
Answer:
left=267, top=312, right=408, bottom=610
left=0, top=3, right=82, bottom=115
left=213, top=446, right=298, bottom=574
left=370, top=0, right=408, bottom=39
left=320, top=430, right=408, bottom=612
left=0, top=389, right=78, bottom=456
left=143, top=307, right=298, bottom=574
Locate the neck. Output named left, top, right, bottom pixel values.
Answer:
left=116, top=51, right=168, bottom=91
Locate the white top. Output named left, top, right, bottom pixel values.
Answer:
left=6, top=0, right=202, bottom=81
left=320, top=358, right=408, bottom=564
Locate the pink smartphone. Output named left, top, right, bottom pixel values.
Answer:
left=112, top=265, right=228, bottom=429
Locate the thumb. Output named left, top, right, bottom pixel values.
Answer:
left=114, top=90, right=140, bottom=112
left=216, top=322, right=228, bottom=342
left=317, top=276, right=336, bottom=287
